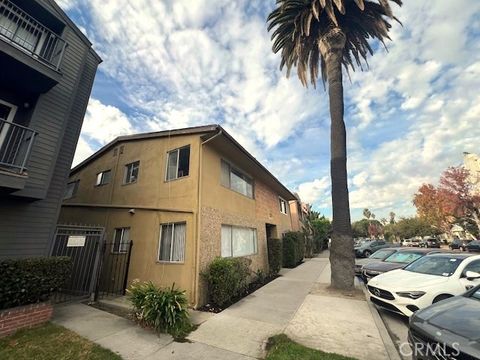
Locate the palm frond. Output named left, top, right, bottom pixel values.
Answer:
left=267, top=0, right=402, bottom=86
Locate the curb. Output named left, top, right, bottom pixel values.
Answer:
left=362, top=286, right=402, bottom=360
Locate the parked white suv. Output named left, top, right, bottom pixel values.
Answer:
left=367, top=253, right=480, bottom=317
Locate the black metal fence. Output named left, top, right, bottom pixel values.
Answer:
left=94, top=240, right=133, bottom=300
left=50, top=225, right=104, bottom=303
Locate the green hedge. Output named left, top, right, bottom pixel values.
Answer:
left=201, top=257, right=250, bottom=307
left=282, top=231, right=305, bottom=268
left=267, top=238, right=283, bottom=275
left=0, top=257, right=72, bottom=310
left=128, top=281, right=191, bottom=337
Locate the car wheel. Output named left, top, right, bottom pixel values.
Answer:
left=363, top=250, right=372, bottom=257
left=432, top=294, right=453, bottom=304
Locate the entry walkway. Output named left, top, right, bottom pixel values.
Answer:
left=53, top=253, right=392, bottom=360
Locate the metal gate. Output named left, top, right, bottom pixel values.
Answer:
left=95, top=240, right=133, bottom=299
left=50, top=225, right=104, bottom=302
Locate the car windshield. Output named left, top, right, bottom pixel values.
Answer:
left=472, top=289, right=480, bottom=301
left=404, top=256, right=465, bottom=277
left=370, top=250, right=395, bottom=259
left=385, top=252, right=423, bottom=264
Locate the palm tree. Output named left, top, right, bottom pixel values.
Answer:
left=267, top=0, right=401, bottom=290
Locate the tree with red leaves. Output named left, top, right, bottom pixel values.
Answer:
left=413, top=167, right=480, bottom=235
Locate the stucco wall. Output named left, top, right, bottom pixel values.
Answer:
left=197, top=144, right=294, bottom=305
left=59, top=206, right=196, bottom=302
left=65, top=134, right=201, bottom=211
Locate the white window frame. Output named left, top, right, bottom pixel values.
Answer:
left=220, top=159, right=254, bottom=199
left=221, top=225, right=258, bottom=258
left=95, top=169, right=111, bottom=186
left=0, top=99, right=18, bottom=149
left=63, top=180, right=79, bottom=199
left=124, top=161, right=139, bottom=184
left=165, top=145, right=190, bottom=181
left=157, top=222, right=186, bottom=263
left=279, top=197, right=288, bottom=215
left=112, top=227, right=130, bottom=254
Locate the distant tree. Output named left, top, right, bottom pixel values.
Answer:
left=363, top=208, right=372, bottom=220
left=352, top=219, right=369, bottom=238
left=414, top=166, right=480, bottom=234
left=380, top=218, right=388, bottom=226
left=389, top=211, right=396, bottom=224
left=388, top=217, right=441, bottom=239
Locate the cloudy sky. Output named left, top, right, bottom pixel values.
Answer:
left=59, top=0, right=480, bottom=221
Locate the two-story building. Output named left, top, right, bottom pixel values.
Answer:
left=0, top=0, right=101, bottom=258
left=60, top=125, right=298, bottom=306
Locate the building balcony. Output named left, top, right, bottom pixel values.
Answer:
left=0, top=0, right=66, bottom=93
left=0, top=118, right=37, bottom=191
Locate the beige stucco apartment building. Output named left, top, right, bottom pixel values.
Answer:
left=59, top=125, right=301, bottom=306
left=464, top=152, right=480, bottom=194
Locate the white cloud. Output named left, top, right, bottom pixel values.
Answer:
left=72, top=136, right=94, bottom=167
left=65, top=0, right=480, bottom=221
left=72, top=99, right=135, bottom=165
left=297, top=177, right=330, bottom=205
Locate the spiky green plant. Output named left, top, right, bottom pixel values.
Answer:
left=268, top=0, right=402, bottom=290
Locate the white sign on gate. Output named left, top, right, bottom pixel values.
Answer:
left=67, top=235, right=86, bottom=247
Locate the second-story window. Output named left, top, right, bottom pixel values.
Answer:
left=279, top=198, right=288, bottom=214
left=124, top=161, right=139, bottom=184
left=166, top=146, right=190, bottom=181
left=221, top=160, right=254, bottom=198
left=95, top=170, right=111, bottom=186
left=64, top=180, right=79, bottom=199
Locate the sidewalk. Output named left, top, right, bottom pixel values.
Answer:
left=53, top=252, right=392, bottom=360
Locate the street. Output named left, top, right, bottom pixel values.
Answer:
left=378, top=308, right=410, bottom=360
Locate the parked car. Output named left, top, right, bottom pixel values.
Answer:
left=355, top=240, right=398, bottom=258
left=361, top=248, right=442, bottom=282
left=355, top=248, right=400, bottom=276
left=408, top=284, right=480, bottom=360
left=419, top=238, right=441, bottom=248
left=368, top=253, right=480, bottom=317
left=403, top=238, right=421, bottom=247
left=449, top=238, right=472, bottom=251
left=467, top=240, right=480, bottom=253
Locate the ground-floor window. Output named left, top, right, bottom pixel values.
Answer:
left=112, top=227, right=130, bottom=253
left=158, top=222, right=186, bottom=262
left=221, top=225, right=257, bottom=257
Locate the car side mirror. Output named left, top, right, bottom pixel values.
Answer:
left=465, top=271, right=480, bottom=280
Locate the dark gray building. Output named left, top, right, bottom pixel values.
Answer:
left=0, top=0, right=101, bottom=258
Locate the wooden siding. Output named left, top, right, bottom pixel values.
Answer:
left=0, top=3, right=100, bottom=258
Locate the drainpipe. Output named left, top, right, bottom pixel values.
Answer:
left=193, top=128, right=222, bottom=308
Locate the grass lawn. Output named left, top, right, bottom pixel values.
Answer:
left=266, top=334, right=357, bottom=360
left=0, top=322, right=121, bottom=360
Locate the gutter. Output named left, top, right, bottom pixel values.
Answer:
left=193, top=128, right=223, bottom=308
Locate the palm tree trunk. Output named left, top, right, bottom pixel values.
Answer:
left=320, top=28, right=354, bottom=291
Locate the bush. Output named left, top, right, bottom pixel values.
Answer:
left=282, top=232, right=305, bottom=268
left=267, top=238, right=283, bottom=275
left=201, top=257, right=250, bottom=307
left=0, top=257, right=71, bottom=310
left=128, top=281, right=190, bottom=337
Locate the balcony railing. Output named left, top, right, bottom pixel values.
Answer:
left=0, top=0, right=66, bottom=70
left=0, top=119, right=37, bottom=175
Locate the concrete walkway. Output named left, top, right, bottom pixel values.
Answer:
left=53, top=253, right=392, bottom=360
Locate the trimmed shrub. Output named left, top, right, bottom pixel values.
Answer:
left=0, top=256, right=72, bottom=310
left=282, top=231, right=305, bottom=268
left=201, top=257, right=250, bottom=307
left=267, top=238, right=283, bottom=275
left=128, top=281, right=190, bottom=337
